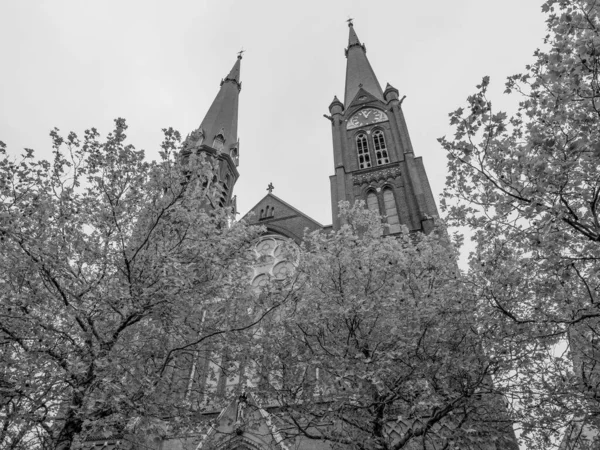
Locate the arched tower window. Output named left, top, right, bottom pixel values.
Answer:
left=383, top=188, right=401, bottom=233
left=366, top=191, right=379, bottom=213
left=373, top=130, right=389, bottom=165
left=356, top=134, right=371, bottom=169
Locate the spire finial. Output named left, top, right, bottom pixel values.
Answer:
left=237, top=49, right=245, bottom=59
left=346, top=18, right=362, bottom=50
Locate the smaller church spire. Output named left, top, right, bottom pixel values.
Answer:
left=194, top=54, right=242, bottom=151
left=383, top=82, right=399, bottom=102
left=329, top=95, right=344, bottom=115
left=329, top=95, right=343, bottom=108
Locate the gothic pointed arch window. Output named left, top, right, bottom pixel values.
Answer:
left=356, top=133, right=371, bottom=169
left=366, top=191, right=379, bottom=213
left=373, top=130, right=389, bottom=165
left=383, top=188, right=401, bottom=233
left=366, top=191, right=383, bottom=236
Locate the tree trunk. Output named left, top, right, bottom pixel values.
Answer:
left=54, top=393, right=84, bottom=450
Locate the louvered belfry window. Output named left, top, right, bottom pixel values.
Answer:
left=356, top=134, right=371, bottom=169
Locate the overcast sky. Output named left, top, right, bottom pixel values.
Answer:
left=1, top=0, right=547, bottom=233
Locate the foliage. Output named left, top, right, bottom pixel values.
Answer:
left=440, top=0, right=600, bottom=447
left=0, top=120, right=269, bottom=449
left=246, top=204, right=518, bottom=450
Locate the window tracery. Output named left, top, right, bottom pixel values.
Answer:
left=373, top=130, right=389, bottom=165
left=356, top=133, right=371, bottom=169
left=251, top=235, right=297, bottom=289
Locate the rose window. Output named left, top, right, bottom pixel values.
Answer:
left=250, top=235, right=297, bottom=288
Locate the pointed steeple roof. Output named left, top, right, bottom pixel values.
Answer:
left=344, top=22, right=383, bottom=107
left=329, top=95, right=343, bottom=111
left=196, top=54, right=242, bottom=149
left=348, top=22, right=361, bottom=47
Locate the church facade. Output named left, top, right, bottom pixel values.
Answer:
left=86, top=22, right=519, bottom=450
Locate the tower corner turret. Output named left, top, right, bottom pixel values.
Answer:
left=384, top=82, right=399, bottom=102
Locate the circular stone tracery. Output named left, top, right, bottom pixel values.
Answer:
left=251, top=235, right=296, bottom=287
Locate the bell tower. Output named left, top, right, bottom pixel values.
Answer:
left=183, top=54, right=242, bottom=210
left=328, top=21, right=438, bottom=233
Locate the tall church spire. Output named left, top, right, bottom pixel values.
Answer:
left=328, top=22, right=439, bottom=233
left=344, top=22, right=383, bottom=106
left=196, top=54, right=242, bottom=150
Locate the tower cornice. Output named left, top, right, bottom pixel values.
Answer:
left=345, top=42, right=366, bottom=57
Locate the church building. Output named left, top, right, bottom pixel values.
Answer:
left=86, top=21, right=519, bottom=450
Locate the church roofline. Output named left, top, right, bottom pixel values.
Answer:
left=240, top=193, right=324, bottom=229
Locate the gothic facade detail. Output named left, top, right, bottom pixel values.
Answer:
left=352, top=164, right=402, bottom=186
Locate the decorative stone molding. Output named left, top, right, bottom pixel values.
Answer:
left=353, top=166, right=402, bottom=186
left=221, top=77, right=242, bottom=92
left=345, top=42, right=366, bottom=56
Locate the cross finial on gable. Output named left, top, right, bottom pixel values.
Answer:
left=267, top=182, right=274, bottom=194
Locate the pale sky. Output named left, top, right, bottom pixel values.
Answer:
left=1, top=0, right=547, bottom=231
